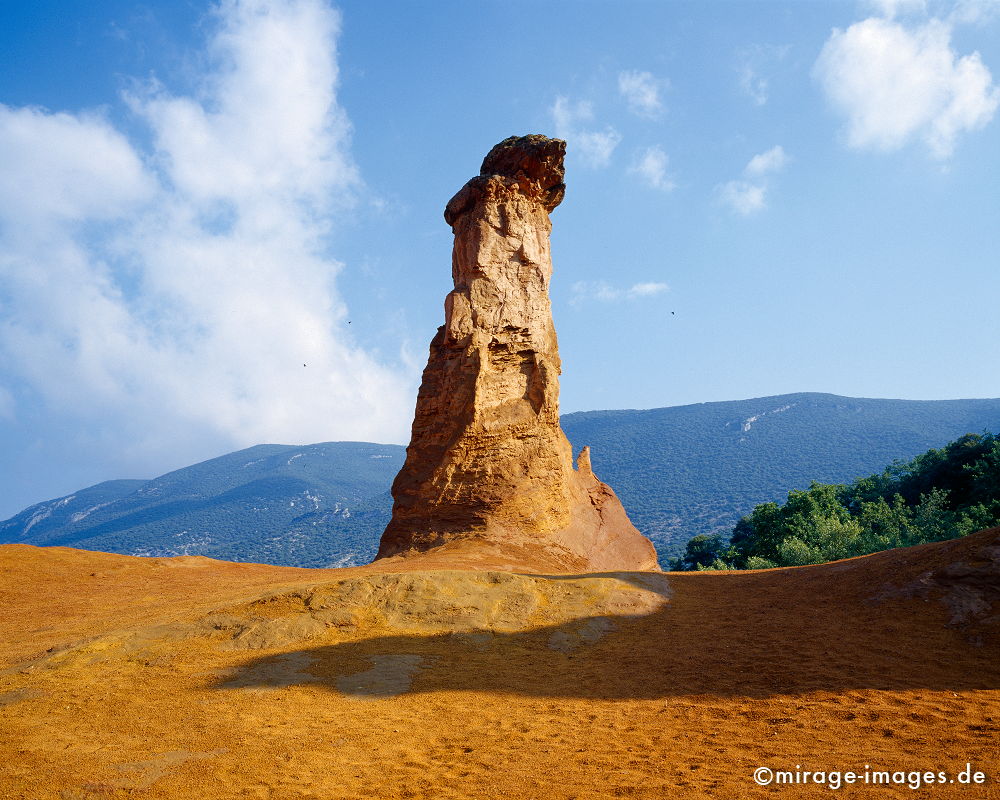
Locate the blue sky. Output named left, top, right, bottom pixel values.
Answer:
left=1, top=0, right=998, bottom=517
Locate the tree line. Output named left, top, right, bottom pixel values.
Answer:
left=670, top=432, right=1000, bottom=571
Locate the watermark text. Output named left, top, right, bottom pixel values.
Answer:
left=753, top=763, right=989, bottom=791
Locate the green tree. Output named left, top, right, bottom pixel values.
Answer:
left=672, top=430, right=1000, bottom=571
left=670, top=533, right=729, bottom=571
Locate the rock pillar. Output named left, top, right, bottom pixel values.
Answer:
left=376, top=135, right=659, bottom=572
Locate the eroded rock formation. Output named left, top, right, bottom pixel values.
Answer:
left=376, top=135, right=659, bottom=572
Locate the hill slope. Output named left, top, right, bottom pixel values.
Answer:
left=0, top=530, right=997, bottom=798
left=0, top=442, right=405, bottom=568
left=3, top=392, right=999, bottom=565
left=561, top=392, right=1000, bottom=555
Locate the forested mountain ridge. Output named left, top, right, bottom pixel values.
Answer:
left=3, top=393, right=998, bottom=566
left=561, top=392, right=1000, bottom=556
left=0, top=443, right=405, bottom=568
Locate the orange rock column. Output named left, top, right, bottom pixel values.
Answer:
left=376, top=135, right=659, bottom=573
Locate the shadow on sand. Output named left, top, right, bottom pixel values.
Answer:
left=214, top=566, right=1000, bottom=700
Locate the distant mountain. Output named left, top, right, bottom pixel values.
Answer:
left=3, top=393, right=999, bottom=566
left=0, top=442, right=405, bottom=568
left=563, top=392, right=1000, bottom=557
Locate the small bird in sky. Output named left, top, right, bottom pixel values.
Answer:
left=303, top=363, right=307, bottom=367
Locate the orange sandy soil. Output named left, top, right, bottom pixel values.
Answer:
left=1, top=531, right=998, bottom=800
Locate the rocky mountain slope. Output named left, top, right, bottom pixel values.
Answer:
left=562, top=392, right=1000, bottom=554
left=0, top=442, right=404, bottom=568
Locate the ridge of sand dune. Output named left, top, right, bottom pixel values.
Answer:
left=1, top=530, right=997, bottom=798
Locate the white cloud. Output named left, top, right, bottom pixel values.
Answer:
left=949, top=0, right=1000, bottom=25
left=867, top=0, right=928, bottom=18
left=618, top=70, right=665, bottom=118
left=0, top=106, right=154, bottom=224
left=0, top=0, right=412, bottom=478
left=814, top=14, right=999, bottom=158
left=627, top=282, right=670, bottom=297
left=719, top=145, right=787, bottom=215
left=745, top=145, right=788, bottom=177
left=739, top=64, right=770, bottom=106
left=629, top=145, right=675, bottom=191
left=551, top=96, right=622, bottom=168
left=719, top=181, right=767, bottom=215
left=570, top=280, right=669, bottom=305
left=736, top=44, right=791, bottom=107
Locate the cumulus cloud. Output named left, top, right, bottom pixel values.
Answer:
left=719, top=145, right=788, bottom=215
left=0, top=107, right=155, bottom=224
left=570, top=280, right=669, bottom=305
left=628, top=145, right=675, bottom=191
left=814, top=9, right=999, bottom=158
left=736, top=44, right=790, bottom=106
left=618, top=70, right=665, bottom=118
left=551, top=96, right=622, bottom=168
left=745, top=145, right=788, bottom=177
left=719, top=181, right=767, bottom=215
left=0, top=0, right=412, bottom=479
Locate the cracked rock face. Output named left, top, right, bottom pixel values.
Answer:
left=376, top=135, right=659, bottom=573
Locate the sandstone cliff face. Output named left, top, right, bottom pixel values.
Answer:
left=377, top=135, right=659, bottom=572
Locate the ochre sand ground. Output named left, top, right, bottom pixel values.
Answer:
left=1, top=530, right=998, bottom=799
